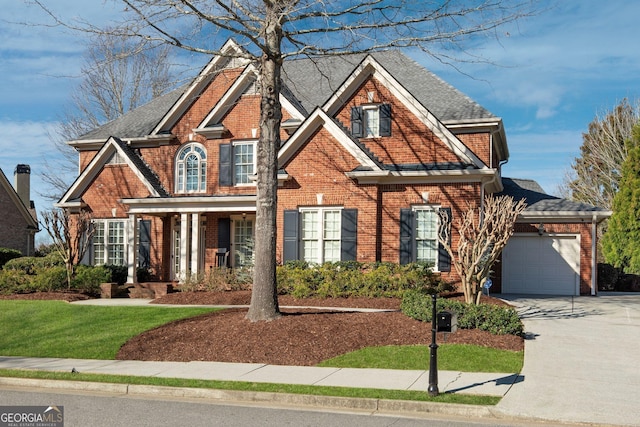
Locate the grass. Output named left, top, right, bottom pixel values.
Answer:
left=0, top=300, right=217, bottom=359
left=0, top=369, right=500, bottom=406
left=318, top=344, right=523, bottom=373
left=0, top=300, right=519, bottom=405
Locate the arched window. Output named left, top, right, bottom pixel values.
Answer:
left=176, top=143, right=207, bottom=193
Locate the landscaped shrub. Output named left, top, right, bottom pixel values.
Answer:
left=72, top=265, right=111, bottom=294
left=103, top=264, right=128, bottom=285
left=3, top=252, right=64, bottom=274
left=0, top=248, right=21, bottom=269
left=276, top=261, right=451, bottom=299
left=30, top=266, right=68, bottom=292
left=0, top=269, right=32, bottom=294
left=401, top=289, right=523, bottom=336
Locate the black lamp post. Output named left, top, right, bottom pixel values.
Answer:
left=428, top=293, right=439, bottom=396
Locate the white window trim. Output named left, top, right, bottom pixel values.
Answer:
left=412, top=205, right=441, bottom=271
left=362, top=105, right=380, bottom=138
left=233, top=140, right=257, bottom=187
left=92, top=219, right=127, bottom=266
left=300, top=206, right=343, bottom=264
left=175, top=142, right=207, bottom=194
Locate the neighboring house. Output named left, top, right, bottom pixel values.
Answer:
left=0, top=164, right=38, bottom=256
left=58, top=39, right=610, bottom=295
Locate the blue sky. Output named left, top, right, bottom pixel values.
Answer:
left=1, top=1, right=639, bottom=245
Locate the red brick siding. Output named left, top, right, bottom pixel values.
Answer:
left=0, top=184, right=34, bottom=255
left=456, top=133, right=491, bottom=167
left=335, top=79, right=472, bottom=165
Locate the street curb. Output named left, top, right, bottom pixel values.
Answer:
left=0, top=377, right=495, bottom=419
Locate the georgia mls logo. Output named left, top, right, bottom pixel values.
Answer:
left=0, top=405, right=64, bottom=427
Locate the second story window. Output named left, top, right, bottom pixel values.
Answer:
left=176, top=143, right=207, bottom=193
left=351, top=104, right=392, bottom=138
left=219, top=141, right=256, bottom=186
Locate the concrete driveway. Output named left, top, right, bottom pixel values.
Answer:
left=496, top=294, right=640, bottom=426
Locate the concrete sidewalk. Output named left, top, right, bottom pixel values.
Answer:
left=0, top=356, right=519, bottom=397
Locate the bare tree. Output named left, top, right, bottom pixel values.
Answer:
left=34, top=0, right=535, bottom=321
left=562, top=98, right=640, bottom=210
left=438, top=195, right=526, bottom=305
left=40, top=209, right=95, bottom=288
left=41, top=33, right=176, bottom=202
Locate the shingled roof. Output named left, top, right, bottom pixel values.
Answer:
left=498, top=177, right=609, bottom=215
left=74, top=50, right=497, bottom=142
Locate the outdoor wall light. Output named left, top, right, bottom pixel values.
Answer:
left=538, top=223, right=545, bottom=236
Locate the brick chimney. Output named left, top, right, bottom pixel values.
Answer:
left=14, top=164, right=32, bottom=209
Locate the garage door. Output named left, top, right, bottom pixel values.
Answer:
left=502, top=234, right=580, bottom=295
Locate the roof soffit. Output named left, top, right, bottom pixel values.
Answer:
left=322, top=55, right=486, bottom=169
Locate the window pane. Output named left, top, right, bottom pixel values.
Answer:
left=93, top=222, right=105, bottom=265
left=234, top=143, right=254, bottom=184
left=301, top=211, right=318, bottom=240
left=415, top=209, right=437, bottom=265
left=323, top=210, right=340, bottom=240
left=107, top=221, right=125, bottom=266
left=365, top=108, right=379, bottom=137
left=234, top=219, right=254, bottom=267
left=303, top=240, right=319, bottom=263
left=324, top=241, right=340, bottom=263
left=186, top=154, right=199, bottom=191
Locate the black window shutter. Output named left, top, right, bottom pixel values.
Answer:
left=379, top=104, right=392, bottom=137
left=340, top=209, right=357, bottom=261
left=351, top=106, right=363, bottom=138
left=399, top=208, right=414, bottom=265
left=138, top=219, right=151, bottom=269
left=438, top=207, right=452, bottom=272
left=218, top=218, right=231, bottom=251
left=283, top=210, right=299, bottom=262
left=219, top=143, right=232, bottom=186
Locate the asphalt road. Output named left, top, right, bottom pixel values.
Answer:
left=0, top=386, right=598, bottom=427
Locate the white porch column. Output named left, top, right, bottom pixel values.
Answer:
left=179, top=213, right=189, bottom=281
left=190, top=213, right=200, bottom=276
left=127, top=214, right=138, bottom=284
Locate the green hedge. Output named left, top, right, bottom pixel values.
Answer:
left=276, top=261, right=453, bottom=299
left=0, top=248, right=22, bottom=269
left=401, top=289, right=523, bottom=336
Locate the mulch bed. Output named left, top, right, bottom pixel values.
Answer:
left=2, top=290, right=524, bottom=366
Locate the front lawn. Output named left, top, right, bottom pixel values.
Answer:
left=0, top=301, right=217, bottom=359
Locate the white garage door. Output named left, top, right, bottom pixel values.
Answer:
left=502, top=234, right=580, bottom=295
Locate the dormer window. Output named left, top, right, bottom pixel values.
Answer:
left=351, top=104, right=391, bottom=138
left=176, top=143, right=207, bottom=193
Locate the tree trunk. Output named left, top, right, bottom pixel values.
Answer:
left=246, top=11, right=283, bottom=322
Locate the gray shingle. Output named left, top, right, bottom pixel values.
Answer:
left=499, top=177, right=606, bottom=213
left=78, top=85, right=188, bottom=141
left=76, top=51, right=496, bottom=142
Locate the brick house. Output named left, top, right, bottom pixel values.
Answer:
left=0, top=165, right=38, bottom=256
left=58, top=39, right=610, bottom=295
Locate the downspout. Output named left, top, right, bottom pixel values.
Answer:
left=591, top=214, right=597, bottom=296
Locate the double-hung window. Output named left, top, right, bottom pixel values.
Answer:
left=233, top=142, right=255, bottom=185
left=399, top=206, right=451, bottom=271
left=176, top=143, right=207, bottom=193
left=283, top=208, right=357, bottom=263
left=301, top=208, right=342, bottom=263
left=219, top=141, right=256, bottom=186
left=93, top=220, right=126, bottom=266
left=351, top=104, right=392, bottom=138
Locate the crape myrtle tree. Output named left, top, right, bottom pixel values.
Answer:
left=35, top=0, right=535, bottom=321
left=40, top=209, right=95, bottom=289
left=438, top=195, right=526, bottom=305
left=601, top=124, right=640, bottom=274
left=41, top=33, right=175, bottom=202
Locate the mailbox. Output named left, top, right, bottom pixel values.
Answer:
left=437, top=311, right=457, bottom=333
